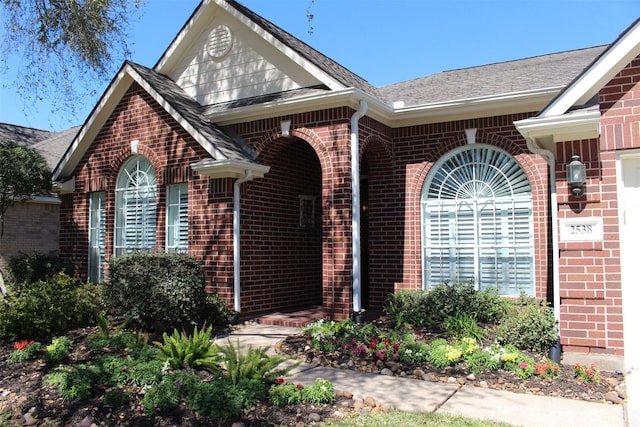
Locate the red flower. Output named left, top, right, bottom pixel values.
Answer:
left=276, top=377, right=286, bottom=384
left=13, top=340, right=34, bottom=351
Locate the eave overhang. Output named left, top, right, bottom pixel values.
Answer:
left=514, top=109, right=601, bottom=154
left=206, top=86, right=563, bottom=128
left=191, top=158, right=270, bottom=179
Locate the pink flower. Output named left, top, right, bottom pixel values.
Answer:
left=520, top=362, right=528, bottom=369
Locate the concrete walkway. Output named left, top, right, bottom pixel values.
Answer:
left=217, top=324, right=630, bottom=427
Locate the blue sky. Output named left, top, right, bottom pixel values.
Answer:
left=1, top=0, right=638, bottom=131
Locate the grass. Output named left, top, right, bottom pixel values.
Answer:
left=326, top=411, right=515, bottom=427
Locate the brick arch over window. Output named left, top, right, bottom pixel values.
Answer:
left=403, top=131, right=549, bottom=298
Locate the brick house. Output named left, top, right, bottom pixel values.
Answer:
left=52, top=1, right=640, bottom=370
left=0, top=124, right=78, bottom=292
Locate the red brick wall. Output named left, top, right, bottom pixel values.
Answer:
left=0, top=200, right=60, bottom=276
left=389, top=115, right=550, bottom=301
left=556, top=55, right=640, bottom=356
left=59, top=83, right=234, bottom=296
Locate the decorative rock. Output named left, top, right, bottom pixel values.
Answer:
left=79, top=415, right=93, bottom=427
left=380, top=368, right=393, bottom=376
left=427, top=374, right=440, bottom=382
left=370, top=406, right=381, bottom=415
left=479, top=380, right=489, bottom=388
left=308, top=413, right=321, bottom=422
left=606, top=377, right=619, bottom=387
left=413, top=368, right=425, bottom=378
left=606, top=391, right=623, bottom=404
left=364, top=396, right=378, bottom=408
left=231, top=423, right=246, bottom=427
left=447, top=376, right=457, bottom=383
left=616, top=387, right=627, bottom=400
left=466, top=373, right=476, bottom=381
left=332, top=410, right=347, bottom=418
left=347, top=359, right=354, bottom=368
left=336, top=389, right=353, bottom=399
left=353, top=400, right=365, bottom=411
left=456, top=377, right=466, bottom=385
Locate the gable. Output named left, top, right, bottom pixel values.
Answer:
left=157, top=0, right=336, bottom=107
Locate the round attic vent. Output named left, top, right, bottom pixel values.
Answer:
left=207, top=25, right=233, bottom=59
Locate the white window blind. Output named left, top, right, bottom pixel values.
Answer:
left=88, top=192, right=105, bottom=283
left=166, top=183, right=188, bottom=253
left=115, top=156, right=157, bottom=255
left=421, top=145, right=534, bottom=295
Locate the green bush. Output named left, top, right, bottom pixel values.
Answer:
left=45, top=336, right=74, bottom=365
left=383, top=289, right=431, bottom=328
left=106, top=252, right=230, bottom=331
left=6, top=251, right=73, bottom=288
left=142, top=375, right=181, bottom=416
left=0, top=273, right=103, bottom=340
left=444, top=313, right=485, bottom=340
left=496, top=296, right=557, bottom=353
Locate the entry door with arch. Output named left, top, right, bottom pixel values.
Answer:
left=619, top=154, right=640, bottom=372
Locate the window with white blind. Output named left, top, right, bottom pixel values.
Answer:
left=114, top=156, right=157, bottom=255
left=166, top=183, right=188, bottom=253
left=88, top=191, right=105, bottom=283
left=421, top=145, right=534, bottom=295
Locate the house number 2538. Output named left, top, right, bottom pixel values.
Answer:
left=570, top=224, right=593, bottom=234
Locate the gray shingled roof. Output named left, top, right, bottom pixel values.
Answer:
left=0, top=123, right=77, bottom=170
left=377, top=46, right=608, bottom=107
left=32, top=126, right=80, bottom=170
left=127, top=61, right=257, bottom=162
left=0, top=123, right=50, bottom=147
left=227, top=0, right=381, bottom=99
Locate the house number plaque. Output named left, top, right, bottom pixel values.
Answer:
left=559, top=216, right=603, bottom=242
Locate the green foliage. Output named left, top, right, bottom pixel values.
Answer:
left=0, top=272, right=103, bottom=340
left=7, top=340, right=41, bottom=363
left=574, top=363, right=601, bottom=383
left=45, top=336, right=74, bottom=365
left=180, top=371, right=261, bottom=419
left=142, top=375, right=181, bottom=416
left=384, top=284, right=508, bottom=329
left=0, top=141, right=51, bottom=237
left=383, top=289, right=431, bottom=328
left=428, top=339, right=462, bottom=368
left=302, top=378, right=335, bottom=404
left=496, top=296, right=557, bottom=353
left=106, top=252, right=230, bottom=331
left=269, top=379, right=336, bottom=407
left=269, top=382, right=302, bottom=406
left=503, top=353, right=536, bottom=380
left=6, top=251, right=73, bottom=287
left=445, top=313, right=486, bottom=340
left=302, top=319, right=357, bottom=352
left=153, top=325, right=221, bottom=370
left=465, top=349, right=500, bottom=374
left=45, top=364, right=96, bottom=401
left=219, top=339, right=298, bottom=388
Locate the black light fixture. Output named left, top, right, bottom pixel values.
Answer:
left=567, top=155, right=586, bottom=197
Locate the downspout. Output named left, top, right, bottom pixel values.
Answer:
left=525, top=139, right=562, bottom=361
left=351, top=100, right=368, bottom=322
left=233, top=170, right=253, bottom=316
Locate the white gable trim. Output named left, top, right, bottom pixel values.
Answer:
left=155, top=0, right=345, bottom=92
left=542, top=20, right=640, bottom=117
left=53, top=63, right=227, bottom=182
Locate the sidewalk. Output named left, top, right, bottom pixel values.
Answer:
left=217, top=324, right=629, bottom=427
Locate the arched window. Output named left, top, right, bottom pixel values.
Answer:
left=115, top=155, right=157, bottom=255
left=421, top=145, right=534, bottom=295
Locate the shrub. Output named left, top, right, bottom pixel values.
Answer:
left=0, top=273, right=103, bottom=340
left=496, top=296, right=557, bottom=353
left=153, top=325, right=222, bottom=370
left=106, top=252, right=230, bottom=331
left=7, top=340, right=41, bottom=363
left=6, top=251, right=73, bottom=288
left=445, top=313, right=485, bottom=340
left=383, top=289, right=431, bottom=328
left=45, top=364, right=96, bottom=401
left=428, top=282, right=478, bottom=324
left=45, top=336, right=74, bottom=365
left=269, top=378, right=336, bottom=407
left=302, top=378, right=336, bottom=404
left=142, top=375, right=181, bottom=416
left=181, top=372, right=262, bottom=418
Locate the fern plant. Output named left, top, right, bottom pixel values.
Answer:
left=153, top=325, right=221, bottom=370
left=219, top=339, right=298, bottom=385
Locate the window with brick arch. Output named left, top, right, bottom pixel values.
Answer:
left=115, top=155, right=157, bottom=255
left=421, top=144, right=534, bottom=295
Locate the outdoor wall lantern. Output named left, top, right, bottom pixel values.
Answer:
left=567, top=154, right=586, bottom=197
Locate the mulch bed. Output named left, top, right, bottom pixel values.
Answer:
left=0, top=323, right=626, bottom=427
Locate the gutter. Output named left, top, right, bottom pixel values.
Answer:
left=350, top=100, right=368, bottom=321
left=233, top=170, right=254, bottom=314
